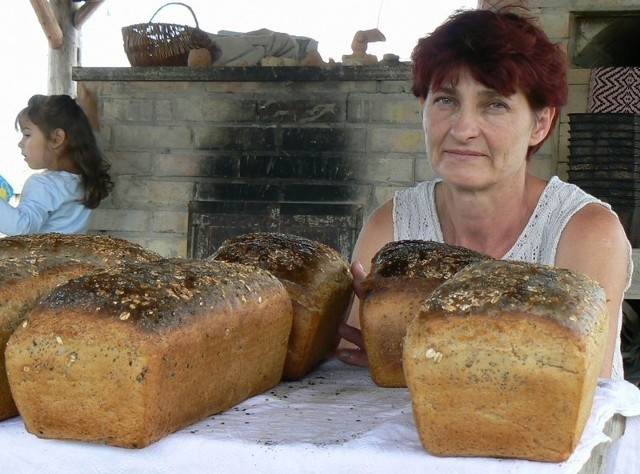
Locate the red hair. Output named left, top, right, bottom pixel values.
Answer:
left=411, top=9, right=568, bottom=158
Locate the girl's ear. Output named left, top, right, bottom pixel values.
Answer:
left=50, top=128, right=66, bottom=149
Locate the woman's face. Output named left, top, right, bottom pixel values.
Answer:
left=17, top=118, right=55, bottom=170
left=422, top=69, right=552, bottom=191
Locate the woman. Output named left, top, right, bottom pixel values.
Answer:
left=337, top=8, right=632, bottom=382
left=0, top=94, right=113, bottom=235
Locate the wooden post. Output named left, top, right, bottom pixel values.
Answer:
left=29, top=0, right=64, bottom=49
left=48, top=0, right=78, bottom=96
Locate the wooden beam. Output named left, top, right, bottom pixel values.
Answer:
left=49, top=0, right=78, bottom=95
left=29, top=0, right=64, bottom=49
left=74, top=0, right=106, bottom=29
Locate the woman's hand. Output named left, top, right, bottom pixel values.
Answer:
left=332, top=200, right=394, bottom=367
left=335, top=261, right=369, bottom=367
left=336, top=322, right=368, bottom=366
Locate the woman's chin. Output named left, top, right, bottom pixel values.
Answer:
left=438, top=169, right=488, bottom=189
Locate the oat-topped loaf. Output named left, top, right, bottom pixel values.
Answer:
left=0, top=255, right=99, bottom=421
left=403, top=259, right=609, bottom=462
left=210, top=232, right=353, bottom=380
left=0, top=232, right=161, bottom=265
left=360, top=240, right=492, bottom=387
left=5, top=258, right=293, bottom=448
left=0, top=233, right=161, bottom=421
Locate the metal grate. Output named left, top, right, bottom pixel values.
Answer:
left=188, top=200, right=362, bottom=261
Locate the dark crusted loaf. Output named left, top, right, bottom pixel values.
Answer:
left=5, top=258, right=293, bottom=448
left=0, top=255, right=99, bottom=420
left=210, top=232, right=353, bottom=380
left=0, top=233, right=162, bottom=421
left=360, top=240, right=492, bottom=387
left=0, top=232, right=161, bottom=266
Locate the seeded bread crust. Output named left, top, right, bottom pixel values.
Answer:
left=0, top=256, right=99, bottom=420
left=0, top=233, right=161, bottom=266
left=0, top=233, right=162, bottom=421
left=360, top=240, right=491, bottom=387
left=403, top=260, right=609, bottom=462
left=5, top=258, right=293, bottom=448
left=210, top=232, right=353, bottom=380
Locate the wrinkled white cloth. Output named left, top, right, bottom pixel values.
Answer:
left=0, top=359, right=638, bottom=474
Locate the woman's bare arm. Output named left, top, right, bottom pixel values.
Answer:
left=555, top=203, right=631, bottom=378
left=336, top=200, right=395, bottom=366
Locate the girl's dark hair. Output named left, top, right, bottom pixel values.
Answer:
left=16, top=94, right=113, bottom=208
left=411, top=9, right=568, bottom=159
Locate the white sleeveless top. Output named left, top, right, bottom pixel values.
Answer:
left=393, top=176, right=633, bottom=380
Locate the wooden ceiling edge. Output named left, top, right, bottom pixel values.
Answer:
left=74, top=0, right=106, bottom=29
left=29, top=0, right=64, bottom=49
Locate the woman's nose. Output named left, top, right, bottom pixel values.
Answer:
left=449, top=107, right=480, bottom=142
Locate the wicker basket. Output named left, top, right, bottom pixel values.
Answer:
left=122, top=2, right=214, bottom=67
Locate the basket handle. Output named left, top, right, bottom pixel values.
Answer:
left=149, top=2, right=199, bottom=28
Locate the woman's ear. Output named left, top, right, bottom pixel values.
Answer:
left=529, top=107, right=555, bottom=146
left=49, top=128, right=66, bottom=149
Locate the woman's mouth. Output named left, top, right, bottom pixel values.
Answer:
left=445, top=149, right=484, bottom=159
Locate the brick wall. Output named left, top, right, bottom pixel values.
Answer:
left=74, top=65, right=557, bottom=259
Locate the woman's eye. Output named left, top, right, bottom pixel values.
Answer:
left=434, top=96, right=454, bottom=106
left=487, top=101, right=507, bottom=110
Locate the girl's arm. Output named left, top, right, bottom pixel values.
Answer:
left=0, top=174, right=53, bottom=236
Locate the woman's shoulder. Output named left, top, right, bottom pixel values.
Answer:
left=364, top=199, right=394, bottom=233
left=556, top=182, right=630, bottom=272
left=545, top=176, right=602, bottom=200
left=564, top=199, right=627, bottom=243
left=538, top=176, right=610, bottom=216
left=539, top=176, right=625, bottom=244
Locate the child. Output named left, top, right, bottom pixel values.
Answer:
left=0, top=94, right=113, bottom=235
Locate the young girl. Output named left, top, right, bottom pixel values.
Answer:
left=0, top=94, right=113, bottom=235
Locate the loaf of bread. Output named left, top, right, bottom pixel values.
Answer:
left=5, top=258, right=293, bottom=448
left=210, top=232, right=353, bottom=380
left=403, top=259, right=609, bottom=462
left=0, top=233, right=161, bottom=421
left=0, top=256, right=99, bottom=420
left=360, top=240, right=491, bottom=387
left=0, top=232, right=162, bottom=265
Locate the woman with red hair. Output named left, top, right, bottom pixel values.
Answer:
left=338, top=8, right=631, bottom=383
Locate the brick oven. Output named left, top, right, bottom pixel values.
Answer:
left=73, top=0, right=640, bottom=262
left=73, top=65, right=438, bottom=260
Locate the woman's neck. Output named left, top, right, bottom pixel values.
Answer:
left=435, top=174, right=546, bottom=258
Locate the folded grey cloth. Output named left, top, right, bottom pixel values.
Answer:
left=208, top=28, right=300, bottom=66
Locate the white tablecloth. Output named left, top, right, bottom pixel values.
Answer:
left=1, top=359, right=638, bottom=474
